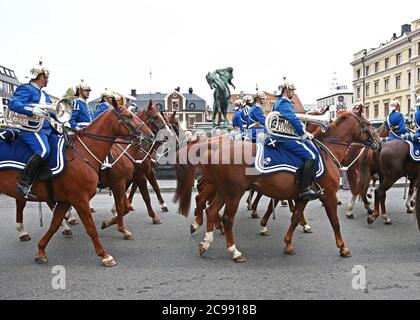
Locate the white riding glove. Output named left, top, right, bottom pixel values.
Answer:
left=301, top=131, right=314, bottom=140
left=32, top=106, right=48, bottom=118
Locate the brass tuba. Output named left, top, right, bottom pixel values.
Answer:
left=2, top=98, right=72, bottom=133
left=265, top=111, right=330, bottom=139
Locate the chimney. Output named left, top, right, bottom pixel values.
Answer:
left=188, top=87, right=193, bottom=94
left=131, top=89, right=137, bottom=97
left=401, top=24, right=411, bottom=35
left=175, top=87, right=180, bottom=92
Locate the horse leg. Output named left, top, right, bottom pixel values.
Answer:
left=15, top=199, right=31, bottom=241
left=299, top=212, right=313, bottom=233
left=60, top=218, right=73, bottom=236
left=321, top=192, right=351, bottom=257
left=406, top=180, right=415, bottom=214
left=65, top=206, right=78, bottom=225
left=73, top=200, right=116, bottom=267
left=259, top=200, right=277, bottom=236
left=345, top=195, right=357, bottom=219
left=221, top=194, right=244, bottom=262
left=136, top=174, right=161, bottom=225
left=113, top=182, right=135, bottom=240
left=191, top=191, right=206, bottom=234
left=147, top=170, right=168, bottom=212
left=199, top=193, right=224, bottom=256
left=127, top=182, right=137, bottom=204
left=35, top=202, right=71, bottom=264
left=283, top=200, right=307, bottom=255
left=250, top=192, right=263, bottom=219
left=368, top=178, right=396, bottom=225
left=246, top=190, right=255, bottom=210
left=362, top=194, right=373, bottom=215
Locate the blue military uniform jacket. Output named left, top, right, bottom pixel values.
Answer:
left=232, top=109, right=242, bottom=128
left=411, top=110, right=420, bottom=143
left=8, top=82, right=55, bottom=135
left=239, top=105, right=251, bottom=140
left=385, top=110, right=410, bottom=140
left=248, top=103, right=266, bottom=142
left=272, top=96, right=305, bottom=138
left=92, top=102, right=112, bottom=121
left=69, top=98, right=92, bottom=129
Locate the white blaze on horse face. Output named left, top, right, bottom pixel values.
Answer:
left=228, top=244, right=242, bottom=259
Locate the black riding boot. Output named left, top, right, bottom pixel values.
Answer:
left=299, top=159, right=322, bottom=201
left=16, top=154, right=44, bottom=200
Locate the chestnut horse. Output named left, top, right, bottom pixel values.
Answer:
left=0, top=98, right=154, bottom=266
left=174, top=110, right=379, bottom=261
left=13, top=101, right=166, bottom=241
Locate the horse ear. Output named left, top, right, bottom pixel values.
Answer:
left=111, top=96, right=119, bottom=110
left=324, top=105, right=330, bottom=113
left=148, top=100, right=153, bottom=108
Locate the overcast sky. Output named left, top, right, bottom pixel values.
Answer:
left=1, top=0, right=419, bottom=104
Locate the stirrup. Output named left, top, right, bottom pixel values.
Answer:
left=17, top=184, right=37, bottom=200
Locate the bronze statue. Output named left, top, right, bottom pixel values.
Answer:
left=206, top=67, right=235, bottom=127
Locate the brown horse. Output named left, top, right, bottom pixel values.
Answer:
left=13, top=101, right=166, bottom=241
left=367, top=137, right=419, bottom=226
left=0, top=98, right=154, bottom=266
left=174, top=110, right=379, bottom=261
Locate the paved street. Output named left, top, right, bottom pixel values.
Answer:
left=1, top=186, right=420, bottom=300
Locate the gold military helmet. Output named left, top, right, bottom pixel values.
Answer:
left=29, top=57, right=50, bottom=79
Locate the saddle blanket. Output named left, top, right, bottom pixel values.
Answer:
left=0, top=134, right=66, bottom=176
left=255, top=137, right=325, bottom=177
left=404, top=140, right=420, bottom=162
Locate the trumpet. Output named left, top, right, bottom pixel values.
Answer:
left=2, top=98, right=73, bottom=133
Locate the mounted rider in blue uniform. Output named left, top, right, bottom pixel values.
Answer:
left=92, top=88, right=114, bottom=120
left=240, top=95, right=253, bottom=141
left=409, top=97, right=420, bottom=143
left=231, top=99, right=243, bottom=140
left=385, top=99, right=410, bottom=140
left=69, top=80, right=92, bottom=129
left=272, top=78, right=321, bottom=201
left=248, top=92, right=267, bottom=143
left=8, top=58, right=57, bottom=199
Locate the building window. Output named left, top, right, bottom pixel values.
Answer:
left=188, top=103, right=196, bottom=110
left=156, top=103, right=163, bottom=111
left=356, top=86, right=361, bottom=99
left=375, top=62, right=379, bottom=73
left=396, top=53, right=401, bottom=65
left=374, top=81, right=379, bottom=95
left=356, top=69, right=361, bottom=79
left=418, top=67, right=420, bottom=81
left=409, top=48, right=412, bottom=58
left=395, top=75, right=401, bottom=89
left=408, top=71, right=411, bottom=86
left=172, top=100, right=179, bottom=111
left=188, top=115, right=196, bottom=127
left=418, top=42, right=420, bottom=56
left=365, top=65, right=370, bottom=76
left=365, top=105, right=370, bottom=119
left=374, top=104, right=379, bottom=118
left=384, top=78, right=389, bottom=91
left=384, top=102, right=389, bottom=116
left=365, top=84, right=370, bottom=97
left=385, top=58, right=389, bottom=69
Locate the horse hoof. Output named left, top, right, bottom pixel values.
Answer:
left=284, top=245, right=296, bottom=255
left=407, top=209, right=414, bottom=214
left=123, top=233, right=135, bottom=240
left=346, top=213, right=354, bottom=219
left=340, top=248, right=352, bottom=257
left=103, top=256, right=117, bottom=267
left=35, top=255, right=48, bottom=264
left=384, top=218, right=393, bottom=225
left=250, top=213, right=260, bottom=219
left=260, top=230, right=269, bottom=236
left=303, top=226, right=313, bottom=234
left=62, top=229, right=73, bottom=236
left=161, top=204, right=169, bottom=212
left=101, top=221, right=109, bottom=230
left=367, top=209, right=373, bottom=215
left=337, top=200, right=342, bottom=206
left=281, top=201, right=288, bottom=207
left=90, top=207, right=96, bottom=213
left=367, top=194, right=372, bottom=199
left=367, top=217, right=374, bottom=225
left=233, top=255, right=246, bottom=263
left=199, top=243, right=208, bottom=256
left=68, top=219, right=78, bottom=226
left=190, top=225, right=197, bottom=234
left=19, top=234, right=31, bottom=241
left=152, top=218, right=162, bottom=225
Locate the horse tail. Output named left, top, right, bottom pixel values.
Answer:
left=359, top=150, right=371, bottom=200
left=173, top=140, right=201, bottom=217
